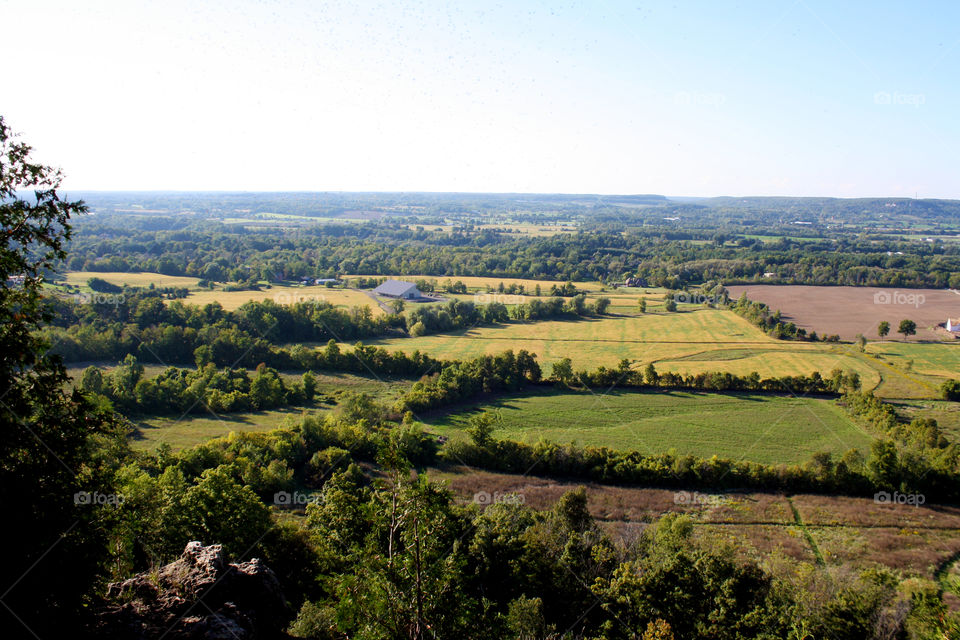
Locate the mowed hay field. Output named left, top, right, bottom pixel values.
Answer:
left=186, top=286, right=381, bottom=312
left=424, top=389, right=873, bottom=465
left=59, top=271, right=384, bottom=313
left=357, top=308, right=922, bottom=394
left=62, top=271, right=202, bottom=289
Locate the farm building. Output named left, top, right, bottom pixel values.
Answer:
left=373, top=279, right=421, bottom=299
left=947, top=318, right=960, bottom=332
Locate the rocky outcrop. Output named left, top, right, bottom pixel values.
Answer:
left=96, top=541, right=289, bottom=639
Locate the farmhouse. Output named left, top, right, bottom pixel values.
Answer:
left=373, top=279, right=421, bottom=299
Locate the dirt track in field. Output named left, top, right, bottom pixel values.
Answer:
left=727, top=284, right=960, bottom=340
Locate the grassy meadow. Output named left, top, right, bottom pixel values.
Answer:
left=133, top=406, right=311, bottom=451
left=424, top=388, right=874, bottom=465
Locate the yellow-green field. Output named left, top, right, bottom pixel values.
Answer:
left=57, top=271, right=384, bottom=313
left=185, top=286, right=382, bottom=312
left=61, top=271, right=202, bottom=289
left=56, top=272, right=959, bottom=401
left=354, top=308, right=958, bottom=399
left=59, top=271, right=662, bottom=315
left=134, top=407, right=311, bottom=451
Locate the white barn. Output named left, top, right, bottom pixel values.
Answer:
left=373, top=279, right=421, bottom=300
left=947, top=318, right=960, bottom=332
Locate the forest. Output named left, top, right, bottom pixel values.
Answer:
left=57, top=196, right=960, bottom=289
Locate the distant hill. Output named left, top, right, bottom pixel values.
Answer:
left=690, top=196, right=960, bottom=221
left=53, top=190, right=960, bottom=228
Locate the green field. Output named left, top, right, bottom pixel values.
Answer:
left=133, top=406, right=312, bottom=451
left=892, top=399, right=960, bottom=441
left=353, top=306, right=960, bottom=400
left=424, top=388, right=874, bottom=465
left=358, top=308, right=889, bottom=386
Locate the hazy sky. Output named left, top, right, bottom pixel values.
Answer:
left=3, top=0, right=958, bottom=197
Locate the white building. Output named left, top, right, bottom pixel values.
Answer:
left=373, top=279, right=422, bottom=300
left=947, top=318, right=960, bottom=332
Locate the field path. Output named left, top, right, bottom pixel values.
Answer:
left=788, top=496, right=825, bottom=565
left=858, top=351, right=941, bottom=397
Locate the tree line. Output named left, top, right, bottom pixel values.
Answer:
left=63, top=212, right=960, bottom=288
left=78, top=356, right=318, bottom=414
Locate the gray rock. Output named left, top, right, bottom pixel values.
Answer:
left=96, top=542, right=289, bottom=639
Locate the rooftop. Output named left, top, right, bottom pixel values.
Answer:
left=373, top=279, right=419, bottom=296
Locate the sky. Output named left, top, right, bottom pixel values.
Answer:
left=2, top=0, right=959, bottom=197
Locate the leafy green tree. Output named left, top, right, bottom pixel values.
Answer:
left=111, top=353, right=144, bottom=396
left=301, top=370, right=317, bottom=402
left=335, top=392, right=387, bottom=425
left=593, top=296, right=611, bottom=314
left=409, top=320, right=426, bottom=337
left=466, top=411, right=498, bottom=449
left=551, top=357, right=573, bottom=385
left=941, top=379, right=960, bottom=401
left=565, top=293, right=588, bottom=315
left=506, top=595, right=550, bottom=639
left=898, top=318, right=917, bottom=341
left=595, top=518, right=788, bottom=640
left=181, top=465, right=272, bottom=557
left=877, top=320, right=890, bottom=340
left=855, top=333, right=867, bottom=352
left=867, top=439, right=900, bottom=489
left=250, top=363, right=287, bottom=409
left=642, top=619, right=675, bottom=640
left=644, top=363, right=659, bottom=386
left=325, top=476, right=475, bottom=639
left=638, top=297, right=647, bottom=313
left=133, top=297, right=166, bottom=328
left=80, top=365, right=105, bottom=394
left=0, top=116, right=125, bottom=634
